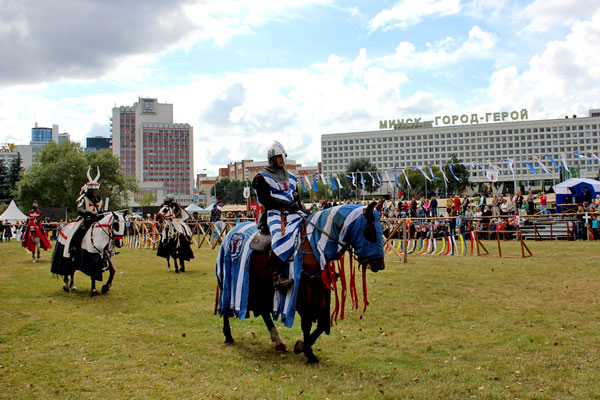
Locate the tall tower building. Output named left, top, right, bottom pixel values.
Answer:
left=111, top=98, right=194, bottom=204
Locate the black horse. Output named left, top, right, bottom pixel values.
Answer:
left=156, top=205, right=194, bottom=273
left=217, top=201, right=386, bottom=363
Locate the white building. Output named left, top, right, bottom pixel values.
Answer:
left=321, top=108, right=600, bottom=191
left=111, top=98, right=194, bottom=205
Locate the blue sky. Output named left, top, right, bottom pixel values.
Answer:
left=1, top=0, right=599, bottom=175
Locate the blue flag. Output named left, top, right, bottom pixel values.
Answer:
left=300, top=178, right=306, bottom=192
left=448, top=164, right=461, bottom=182
left=522, top=158, right=537, bottom=175
left=545, top=154, right=560, bottom=172
left=329, top=176, right=338, bottom=190
left=313, top=175, right=318, bottom=191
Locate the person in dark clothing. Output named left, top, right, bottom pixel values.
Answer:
left=583, top=187, right=592, bottom=204
left=430, top=196, right=438, bottom=218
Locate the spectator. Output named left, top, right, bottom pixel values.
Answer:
left=455, top=195, right=463, bottom=215
left=515, top=192, right=524, bottom=214
left=592, top=215, right=600, bottom=241
left=583, top=186, right=592, bottom=204
left=456, top=194, right=469, bottom=214
left=430, top=195, right=438, bottom=218
left=492, top=194, right=500, bottom=216
left=539, top=192, right=549, bottom=215
left=527, top=190, right=535, bottom=215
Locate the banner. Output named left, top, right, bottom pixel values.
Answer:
left=243, top=187, right=250, bottom=199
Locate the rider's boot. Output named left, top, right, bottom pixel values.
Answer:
left=270, top=255, right=294, bottom=291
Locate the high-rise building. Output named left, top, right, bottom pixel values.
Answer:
left=111, top=98, right=194, bottom=204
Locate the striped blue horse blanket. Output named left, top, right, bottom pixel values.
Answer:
left=216, top=204, right=370, bottom=328
left=216, top=221, right=303, bottom=327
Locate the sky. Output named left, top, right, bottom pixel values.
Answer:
left=1, top=0, right=600, bottom=176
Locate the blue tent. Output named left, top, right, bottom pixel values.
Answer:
left=553, top=178, right=600, bottom=212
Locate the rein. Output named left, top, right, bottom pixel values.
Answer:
left=299, top=213, right=361, bottom=266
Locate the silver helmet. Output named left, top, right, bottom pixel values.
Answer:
left=267, top=141, right=287, bottom=163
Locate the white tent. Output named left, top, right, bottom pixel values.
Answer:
left=185, top=203, right=209, bottom=214
left=0, top=200, right=28, bottom=222
left=553, top=178, right=600, bottom=194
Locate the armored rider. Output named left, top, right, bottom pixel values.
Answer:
left=69, top=167, right=103, bottom=257
left=251, top=141, right=303, bottom=291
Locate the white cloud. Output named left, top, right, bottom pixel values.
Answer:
left=486, top=10, right=600, bottom=118
left=521, top=0, right=600, bottom=33
left=375, top=25, right=497, bottom=69
left=369, top=0, right=461, bottom=32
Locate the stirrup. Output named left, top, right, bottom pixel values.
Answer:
left=273, top=277, right=294, bottom=290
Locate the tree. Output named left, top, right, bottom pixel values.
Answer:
left=444, top=154, right=470, bottom=195
left=342, top=158, right=379, bottom=200
left=7, top=153, right=23, bottom=198
left=137, top=191, right=156, bottom=207
left=211, top=179, right=249, bottom=204
left=0, top=159, right=9, bottom=204
left=16, top=142, right=138, bottom=215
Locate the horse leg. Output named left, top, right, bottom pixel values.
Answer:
left=262, top=314, right=288, bottom=352
left=91, top=278, right=98, bottom=297
left=63, top=275, right=70, bottom=292
left=296, top=315, right=321, bottom=364
left=69, top=273, right=77, bottom=291
left=173, top=256, right=179, bottom=273
left=223, top=315, right=235, bottom=344
left=166, top=258, right=171, bottom=271
left=180, top=259, right=185, bottom=272
left=102, top=260, right=115, bottom=294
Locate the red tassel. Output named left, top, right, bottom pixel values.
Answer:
left=329, top=261, right=339, bottom=327
left=349, top=251, right=358, bottom=310
left=360, top=262, right=369, bottom=319
left=339, top=254, right=347, bottom=321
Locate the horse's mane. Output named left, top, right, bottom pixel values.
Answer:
left=306, top=204, right=371, bottom=267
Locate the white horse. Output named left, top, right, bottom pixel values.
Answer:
left=51, top=212, right=125, bottom=296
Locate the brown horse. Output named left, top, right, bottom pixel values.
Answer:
left=218, top=201, right=385, bottom=363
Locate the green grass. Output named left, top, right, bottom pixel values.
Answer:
left=1, top=240, right=599, bottom=399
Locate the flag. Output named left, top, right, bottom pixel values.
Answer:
left=300, top=178, right=306, bottom=192
left=560, top=153, right=569, bottom=172
left=506, top=158, right=514, bottom=175
left=320, top=174, right=327, bottom=184
left=428, top=166, right=439, bottom=181
left=545, top=154, right=560, bottom=172
left=522, top=158, right=537, bottom=175
left=376, top=172, right=382, bottom=187
left=312, top=175, right=318, bottom=191
left=360, top=172, right=365, bottom=188
left=448, top=164, right=461, bottom=182
left=589, top=152, right=599, bottom=161
left=384, top=171, right=394, bottom=190
left=402, top=169, right=411, bottom=188
left=345, top=173, right=357, bottom=187
left=574, top=151, right=588, bottom=159
left=335, top=176, right=343, bottom=189
left=413, top=167, right=433, bottom=182
left=329, top=176, right=338, bottom=190
left=439, top=165, right=449, bottom=186
left=535, top=156, right=550, bottom=174
left=304, top=175, right=312, bottom=190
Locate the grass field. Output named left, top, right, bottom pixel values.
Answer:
left=1, top=239, right=599, bottom=399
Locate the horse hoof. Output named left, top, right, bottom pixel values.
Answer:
left=91, top=289, right=99, bottom=297
left=294, top=340, right=304, bottom=354
left=101, top=284, right=110, bottom=294
left=175, top=270, right=179, bottom=273
left=70, top=286, right=77, bottom=291
left=306, top=356, right=320, bottom=364
left=224, top=338, right=235, bottom=345
left=274, top=343, right=289, bottom=352
left=63, top=285, right=69, bottom=292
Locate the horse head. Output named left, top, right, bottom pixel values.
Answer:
left=347, top=200, right=385, bottom=272
left=109, top=212, right=125, bottom=248
left=156, top=204, right=173, bottom=222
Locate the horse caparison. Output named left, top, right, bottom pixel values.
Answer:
left=220, top=201, right=385, bottom=364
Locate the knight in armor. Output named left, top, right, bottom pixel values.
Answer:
left=69, top=167, right=103, bottom=259
left=251, top=141, right=303, bottom=291
left=22, top=200, right=52, bottom=256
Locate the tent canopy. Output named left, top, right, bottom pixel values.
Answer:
left=185, top=203, right=207, bottom=214
left=553, top=178, right=600, bottom=212
left=0, top=200, right=28, bottom=222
